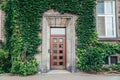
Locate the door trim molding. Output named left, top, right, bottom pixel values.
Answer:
left=40, top=14, right=76, bottom=73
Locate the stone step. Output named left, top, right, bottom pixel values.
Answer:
left=47, top=70, right=71, bottom=74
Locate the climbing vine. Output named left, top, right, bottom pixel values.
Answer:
left=2, top=0, right=120, bottom=75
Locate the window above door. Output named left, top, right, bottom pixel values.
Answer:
left=51, top=28, right=66, bottom=35
left=96, top=1, right=116, bottom=38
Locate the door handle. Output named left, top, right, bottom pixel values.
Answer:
left=48, top=49, right=51, bottom=53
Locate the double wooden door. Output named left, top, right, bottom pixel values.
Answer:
left=50, top=35, right=66, bottom=69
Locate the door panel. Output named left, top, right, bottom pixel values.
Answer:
left=50, top=35, right=66, bottom=69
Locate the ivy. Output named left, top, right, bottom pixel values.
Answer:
left=76, top=0, right=97, bottom=49
left=3, top=0, right=120, bottom=75
left=0, top=0, right=3, bottom=8
left=76, top=42, right=120, bottom=72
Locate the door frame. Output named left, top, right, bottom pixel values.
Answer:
left=40, top=14, right=76, bottom=72
left=50, top=27, right=67, bottom=70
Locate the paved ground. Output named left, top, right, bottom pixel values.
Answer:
left=0, top=71, right=120, bottom=80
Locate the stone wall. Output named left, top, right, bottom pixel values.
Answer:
left=0, top=10, right=5, bottom=42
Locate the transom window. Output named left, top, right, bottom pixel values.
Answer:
left=51, top=28, right=65, bottom=35
left=96, top=1, right=116, bottom=38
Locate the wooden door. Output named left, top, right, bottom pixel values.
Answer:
left=50, top=35, right=66, bottom=69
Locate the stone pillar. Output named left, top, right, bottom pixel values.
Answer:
left=66, top=16, right=76, bottom=72
left=71, top=16, right=76, bottom=72
left=66, top=18, right=72, bottom=71
left=40, top=16, right=51, bottom=73
left=0, top=10, right=1, bottom=39
left=41, top=16, right=49, bottom=72
left=0, top=10, right=5, bottom=42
